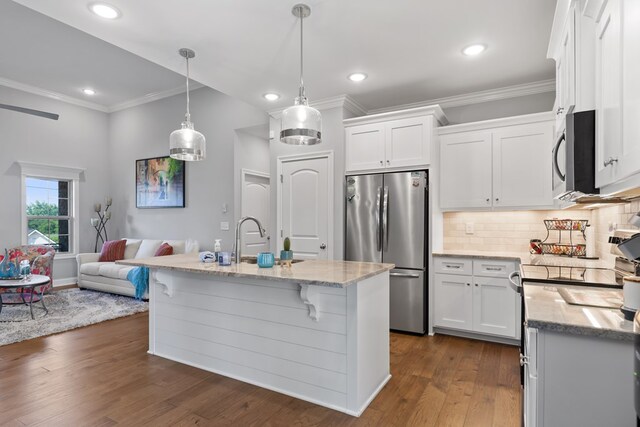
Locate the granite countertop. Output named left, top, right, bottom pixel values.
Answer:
left=433, top=249, right=611, bottom=268
left=117, top=254, right=395, bottom=288
left=524, top=283, right=634, bottom=341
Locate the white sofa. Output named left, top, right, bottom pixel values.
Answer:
left=76, top=238, right=199, bottom=298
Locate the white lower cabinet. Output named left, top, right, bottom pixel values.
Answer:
left=524, top=326, right=635, bottom=426
left=433, top=256, right=520, bottom=340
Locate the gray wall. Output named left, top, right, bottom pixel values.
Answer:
left=0, top=85, right=111, bottom=281
left=441, top=91, right=555, bottom=124
left=233, top=126, right=270, bottom=227
left=108, top=86, right=268, bottom=253
left=269, top=106, right=349, bottom=260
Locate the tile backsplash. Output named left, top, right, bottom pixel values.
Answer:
left=443, top=200, right=640, bottom=264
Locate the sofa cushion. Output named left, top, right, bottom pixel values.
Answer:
left=98, top=264, right=135, bottom=280
left=135, top=240, right=163, bottom=259
left=163, top=240, right=185, bottom=254
left=124, top=239, right=142, bottom=259
left=80, top=262, right=115, bottom=276
left=99, top=240, right=126, bottom=262
left=155, top=243, right=174, bottom=257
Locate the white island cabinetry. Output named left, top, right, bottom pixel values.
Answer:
left=118, top=255, right=393, bottom=417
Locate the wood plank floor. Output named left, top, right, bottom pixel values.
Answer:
left=0, top=310, right=521, bottom=426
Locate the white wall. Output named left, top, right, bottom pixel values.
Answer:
left=442, top=91, right=555, bottom=124
left=0, top=85, right=110, bottom=282
left=108, top=86, right=268, bottom=252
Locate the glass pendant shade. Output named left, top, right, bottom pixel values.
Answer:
left=280, top=4, right=321, bottom=145
left=170, top=47, right=206, bottom=161
left=170, top=120, right=206, bottom=161
left=280, top=96, right=322, bottom=145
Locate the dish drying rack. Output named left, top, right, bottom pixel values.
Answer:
left=540, top=219, right=588, bottom=257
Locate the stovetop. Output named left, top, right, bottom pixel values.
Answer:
left=520, top=264, right=625, bottom=288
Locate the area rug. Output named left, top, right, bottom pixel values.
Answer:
left=0, top=288, right=148, bottom=346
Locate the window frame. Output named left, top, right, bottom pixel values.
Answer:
left=18, top=162, right=84, bottom=259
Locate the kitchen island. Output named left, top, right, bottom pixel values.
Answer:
left=523, top=283, right=635, bottom=426
left=118, top=254, right=394, bottom=416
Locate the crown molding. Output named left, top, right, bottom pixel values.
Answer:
left=366, top=79, right=556, bottom=115
left=0, top=77, right=109, bottom=112
left=107, top=82, right=204, bottom=112
left=0, top=76, right=204, bottom=114
left=344, top=105, right=449, bottom=127
left=437, top=111, right=555, bottom=135
left=268, top=94, right=367, bottom=119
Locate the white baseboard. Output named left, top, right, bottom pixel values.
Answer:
left=53, top=277, right=77, bottom=287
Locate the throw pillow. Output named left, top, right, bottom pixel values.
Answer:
left=154, top=243, right=174, bottom=257
left=99, top=240, right=127, bottom=262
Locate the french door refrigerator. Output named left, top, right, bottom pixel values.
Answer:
left=345, top=171, right=428, bottom=334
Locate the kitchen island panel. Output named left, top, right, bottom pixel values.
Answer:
left=148, top=268, right=390, bottom=416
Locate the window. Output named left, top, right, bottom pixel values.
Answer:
left=19, top=162, right=83, bottom=257
left=25, top=178, right=72, bottom=253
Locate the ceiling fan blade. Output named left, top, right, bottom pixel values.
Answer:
left=0, top=103, right=59, bottom=120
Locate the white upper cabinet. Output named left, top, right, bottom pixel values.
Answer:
left=620, top=0, right=640, bottom=181
left=344, top=106, right=447, bottom=174
left=555, top=9, right=576, bottom=129
left=595, top=0, right=622, bottom=188
left=493, top=122, right=554, bottom=208
left=439, top=113, right=555, bottom=211
left=440, top=130, right=493, bottom=209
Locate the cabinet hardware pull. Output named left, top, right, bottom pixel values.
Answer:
left=486, top=267, right=503, bottom=271
left=495, top=198, right=499, bottom=202
left=444, top=264, right=461, bottom=269
left=390, top=272, right=420, bottom=278
left=379, top=160, right=383, bottom=165
left=486, top=198, right=490, bottom=203
left=603, top=157, right=618, bottom=167
left=519, top=354, right=529, bottom=366
left=475, top=283, right=478, bottom=286
left=556, top=107, right=564, bottom=115
left=466, top=283, right=470, bottom=286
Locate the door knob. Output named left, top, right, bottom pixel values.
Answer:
left=320, top=243, right=327, bottom=250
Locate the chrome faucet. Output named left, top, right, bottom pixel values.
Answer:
left=234, top=216, right=266, bottom=263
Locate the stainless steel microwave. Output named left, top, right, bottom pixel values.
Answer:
left=552, top=110, right=599, bottom=200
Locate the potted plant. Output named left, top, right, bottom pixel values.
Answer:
left=280, top=237, right=293, bottom=267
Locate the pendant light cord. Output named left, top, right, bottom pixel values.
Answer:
left=298, top=5, right=305, bottom=99
left=185, top=55, right=191, bottom=122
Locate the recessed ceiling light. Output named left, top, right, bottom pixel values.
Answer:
left=263, top=93, right=280, bottom=101
left=462, top=44, right=487, bottom=56
left=348, top=73, right=368, bottom=82
left=83, top=88, right=96, bottom=95
left=89, top=3, right=121, bottom=19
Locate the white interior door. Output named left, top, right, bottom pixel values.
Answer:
left=280, top=155, right=332, bottom=260
left=241, top=170, right=270, bottom=256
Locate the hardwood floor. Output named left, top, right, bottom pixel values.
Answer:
left=0, top=311, right=521, bottom=426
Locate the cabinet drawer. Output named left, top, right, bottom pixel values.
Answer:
left=433, top=257, right=472, bottom=275
left=473, top=259, right=517, bottom=278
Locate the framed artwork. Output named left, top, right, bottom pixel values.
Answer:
left=135, top=156, right=185, bottom=208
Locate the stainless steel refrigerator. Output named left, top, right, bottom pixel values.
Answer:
left=345, top=171, right=428, bottom=334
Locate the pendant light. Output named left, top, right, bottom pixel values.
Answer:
left=280, top=4, right=322, bottom=145
left=170, top=48, right=206, bottom=161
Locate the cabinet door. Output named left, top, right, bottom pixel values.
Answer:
left=434, top=273, right=473, bottom=331
left=385, top=116, right=431, bottom=168
left=595, top=0, right=622, bottom=188
left=555, top=9, right=576, bottom=130
left=440, top=131, right=492, bottom=209
left=492, top=122, right=554, bottom=208
left=345, top=123, right=386, bottom=172
left=620, top=0, right=640, bottom=180
left=472, top=277, right=517, bottom=338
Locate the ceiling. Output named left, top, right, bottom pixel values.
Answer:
left=0, top=0, right=189, bottom=111
left=9, top=0, right=557, bottom=113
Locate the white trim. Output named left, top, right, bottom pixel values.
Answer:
left=0, top=76, right=204, bottom=114
left=547, top=0, right=573, bottom=58
left=276, top=151, right=335, bottom=260
left=268, top=94, right=367, bottom=119
left=53, top=277, right=77, bottom=287
left=18, top=162, right=83, bottom=257
left=0, top=77, right=109, bottom=112
left=107, top=82, right=204, bottom=112
left=343, top=105, right=448, bottom=127
left=367, top=80, right=556, bottom=115
left=437, top=111, right=556, bottom=135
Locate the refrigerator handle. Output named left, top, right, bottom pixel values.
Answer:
left=382, top=186, right=389, bottom=251
left=376, top=186, right=382, bottom=251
